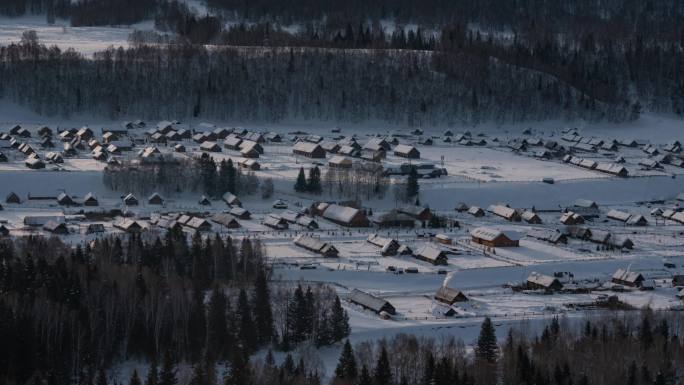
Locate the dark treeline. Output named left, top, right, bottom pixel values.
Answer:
left=205, top=0, right=684, bottom=45
left=329, top=313, right=684, bottom=385
left=0, top=232, right=349, bottom=385
left=103, top=155, right=259, bottom=197
left=0, top=37, right=623, bottom=126
left=0, top=0, right=156, bottom=26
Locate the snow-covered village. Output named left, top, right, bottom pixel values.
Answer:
left=2, top=1, right=684, bottom=385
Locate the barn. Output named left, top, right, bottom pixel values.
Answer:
left=471, top=227, right=520, bottom=247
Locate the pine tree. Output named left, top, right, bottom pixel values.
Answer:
left=407, top=168, right=419, bottom=198
left=207, top=287, right=229, bottom=359
left=334, top=340, right=358, bottom=381
left=639, top=315, right=653, bottom=350
left=476, top=317, right=498, bottom=363
left=294, top=167, right=307, bottom=192
left=96, top=368, right=107, bottom=385
left=373, top=346, right=392, bottom=385
left=224, top=348, right=252, bottom=385
left=188, top=362, right=205, bottom=385
left=330, top=296, right=350, bottom=342
left=129, top=370, right=142, bottom=385
left=307, top=166, right=322, bottom=194
left=188, top=286, right=207, bottom=361
left=358, top=365, right=372, bottom=385
left=287, top=284, right=308, bottom=344
left=237, top=288, right=257, bottom=352
left=158, top=351, right=177, bottom=385
left=252, top=268, right=274, bottom=346
left=146, top=355, right=159, bottom=385
left=626, top=361, right=637, bottom=385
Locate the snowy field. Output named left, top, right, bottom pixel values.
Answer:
left=0, top=15, right=157, bottom=56
left=2, top=108, right=684, bottom=379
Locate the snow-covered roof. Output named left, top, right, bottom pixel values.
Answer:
left=527, top=273, right=561, bottom=288
left=414, top=244, right=446, bottom=262
left=349, top=289, right=393, bottom=313
left=607, top=209, right=632, bottom=222
left=322, top=204, right=361, bottom=224
left=293, top=141, right=323, bottom=153
left=471, top=227, right=521, bottom=241
left=612, top=268, right=643, bottom=283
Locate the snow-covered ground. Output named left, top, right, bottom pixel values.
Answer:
left=0, top=15, right=156, bottom=56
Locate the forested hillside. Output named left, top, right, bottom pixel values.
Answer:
left=2, top=0, right=684, bottom=124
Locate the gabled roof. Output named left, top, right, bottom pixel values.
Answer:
left=322, top=204, right=363, bottom=224
left=414, top=244, right=447, bottom=263
left=349, top=289, right=393, bottom=313
left=612, top=268, right=644, bottom=283
left=471, top=227, right=521, bottom=242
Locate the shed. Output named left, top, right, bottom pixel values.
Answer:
left=398, top=205, right=432, bottom=221
left=612, top=268, right=645, bottom=287
left=43, top=220, right=68, bottom=234
left=468, top=206, right=485, bottom=217
left=526, top=273, right=563, bottom=291
left=114, top=218, right=142, bottom=233
left=488, top=205, right=521, bottom=222
left=413, top=244, right=448, bottom=265
left=200, top=141, right=221, bottom=152
left=394, top=144, right=420, bottom=159
left=229, top=207, right=251, bottom=219
left=521, top=211, right=542, bottom=224
left=349, top=289, right=396, bottom=315
left=186, top=217, right=213, bottom=232
left=293, top=141, right=326, bottom=158
left=198, top=196, right=211, bottom=205
left=263, top=214, right=289, bottom=230
left=212, top=213, right=241, bottom=229
left=372, top=211, right=415, bottom=228
left=222, top=192, right=241, bottom=206
left=527, top=228, right=567, bottom=244
left=434, top=286, right=468, bottom=304
left=328, top=155, right=353, bottom=169
left=123, top=193, right=139, bottom=206
left=6, top=192, right=21, bottom=204
left=148, top=192, right=164, bottom=205
left=56, top=192, right=75, bottom=206
left=293, top=235, right=339, bottom=257
left=367, top=234, right=400, bottom=256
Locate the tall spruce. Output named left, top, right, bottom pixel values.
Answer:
left=330, top=295, right=350, bottom=342
left=158, top=351, right=177, bottom=385
left=373, top=345, right=392, bottom=385
left=476, top=317, right=498, bottom=363
left=294, top=167, right=307, bottom=192
left=407, top=167, right=419, bottom=198
left=334, top=340, right=358, bottom=381
left=237, top=288, right=257, bottom=352
left=252, top=268, right=274, bottom=346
